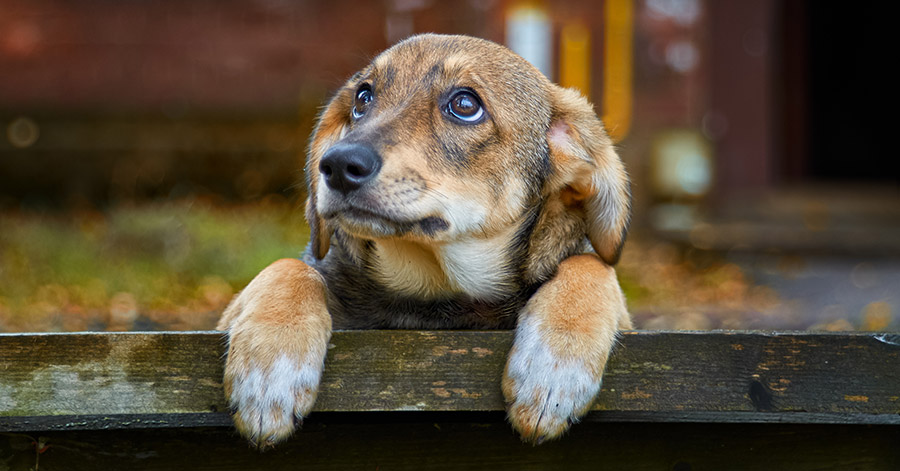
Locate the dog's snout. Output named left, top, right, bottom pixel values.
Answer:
left=319, top=143, right=382, bottom=194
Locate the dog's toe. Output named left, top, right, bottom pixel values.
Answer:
left=226, top=354, right=323, bottom=449
left=502, top=333, right=602, bottom=444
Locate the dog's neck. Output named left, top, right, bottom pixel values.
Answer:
left=368, top=225, right=519, bottom=302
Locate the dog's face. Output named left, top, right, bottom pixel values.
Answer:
left=310, top=35, right=552, bottom=244
left=306, top=34, right=630, bottom=299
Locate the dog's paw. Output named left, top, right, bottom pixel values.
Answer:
left=502, top=254, right=628, bottom=444
left=218, top=259, right=332, bottom=449
left=224, top=339, right=326, bottom=449
left=502, top=314, right=602, bottom=444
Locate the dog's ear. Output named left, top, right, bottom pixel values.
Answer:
left=305, top=92, right=351, bottom=259
left=545, top=87, right=631, bottom=265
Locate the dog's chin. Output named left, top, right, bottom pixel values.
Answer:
left=325, top=207, right=451, bottom=241
left=331, top=211, right=403, bottom=239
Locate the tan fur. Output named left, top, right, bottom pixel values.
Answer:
left=545, top=87, right=631, bottom=265
left=218, top=259, right=331, bottom=448
left=502, top=255, right=630, bottom=442
left=372, top=239, right=449, bottom=298
left=219, top=34, right=632, bottom=448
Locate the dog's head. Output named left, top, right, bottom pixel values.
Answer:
left=306, top=34, right=629, bottom=297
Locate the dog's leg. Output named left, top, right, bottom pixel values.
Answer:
left=217, top=258, right=332, bottom=449
left=502, top=254, right=630, bottom=443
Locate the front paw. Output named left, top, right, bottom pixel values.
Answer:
left=218, top=258, right=332, bottom=449
left=224, top=338, right=326, bottom=449
left=502, top=316, right=603, bottom=444
left=502, top=254, right=628, bottom=443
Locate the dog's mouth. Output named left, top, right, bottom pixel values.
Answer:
left=323, top=204, right=450, bottom=238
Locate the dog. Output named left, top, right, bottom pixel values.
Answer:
left=217, top=33, right=632, bottom=449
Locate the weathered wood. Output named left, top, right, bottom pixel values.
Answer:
left=1, top=330, right=898, bottom=470
left=1, top=330, right=898, bottom=432
left=3, top=422, right=899, bottom=471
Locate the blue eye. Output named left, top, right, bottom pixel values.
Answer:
left=352, top=85, right=373, bottom=119
left=445, top=90, right=484, bottom=123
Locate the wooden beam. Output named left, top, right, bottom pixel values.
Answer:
left=2, top=330, right=898, bottom=432
left=4, top=422, right=898, bottom=471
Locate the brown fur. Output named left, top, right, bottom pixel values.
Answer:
left=219, top=34, right=632, bottom=448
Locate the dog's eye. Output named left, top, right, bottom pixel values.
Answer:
left=445, top=90, right=484, bottom=124
left=352, top=85, right=373, bottom=120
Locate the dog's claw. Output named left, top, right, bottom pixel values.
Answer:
left=262, top=435, right=279, bottom=451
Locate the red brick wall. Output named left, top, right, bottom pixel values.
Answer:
left=1, top=0, right=389, bottom=111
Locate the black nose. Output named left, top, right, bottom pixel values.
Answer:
left=318, top=143, right=382, bottom=194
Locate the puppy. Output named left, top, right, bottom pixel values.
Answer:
left=218, top=33, right=632, bottom=448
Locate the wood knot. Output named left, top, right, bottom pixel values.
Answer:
left=748, top=380, right=774, bottom=412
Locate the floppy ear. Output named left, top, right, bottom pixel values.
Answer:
left=305, top=91, right=351, bottom=259
left=545, top=87, right=631, bottom=265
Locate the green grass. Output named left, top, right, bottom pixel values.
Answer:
left=0, top=198, right=309, bottom=331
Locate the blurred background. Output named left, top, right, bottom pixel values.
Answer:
left=1, top=0, right=897, bottom=332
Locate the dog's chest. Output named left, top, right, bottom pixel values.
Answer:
left=306, top=244, right=532, bottom=330
left=369, top=238, right=516, bottom=303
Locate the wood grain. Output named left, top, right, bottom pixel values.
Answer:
left=2, top=330, right=898, bottom=432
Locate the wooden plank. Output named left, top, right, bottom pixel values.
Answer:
left=2, top=422, right=898, bottom=471
left=1, top=331, right=899, bottom=432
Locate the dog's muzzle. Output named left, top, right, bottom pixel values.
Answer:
left=319, top=142, right=382, bottom=195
